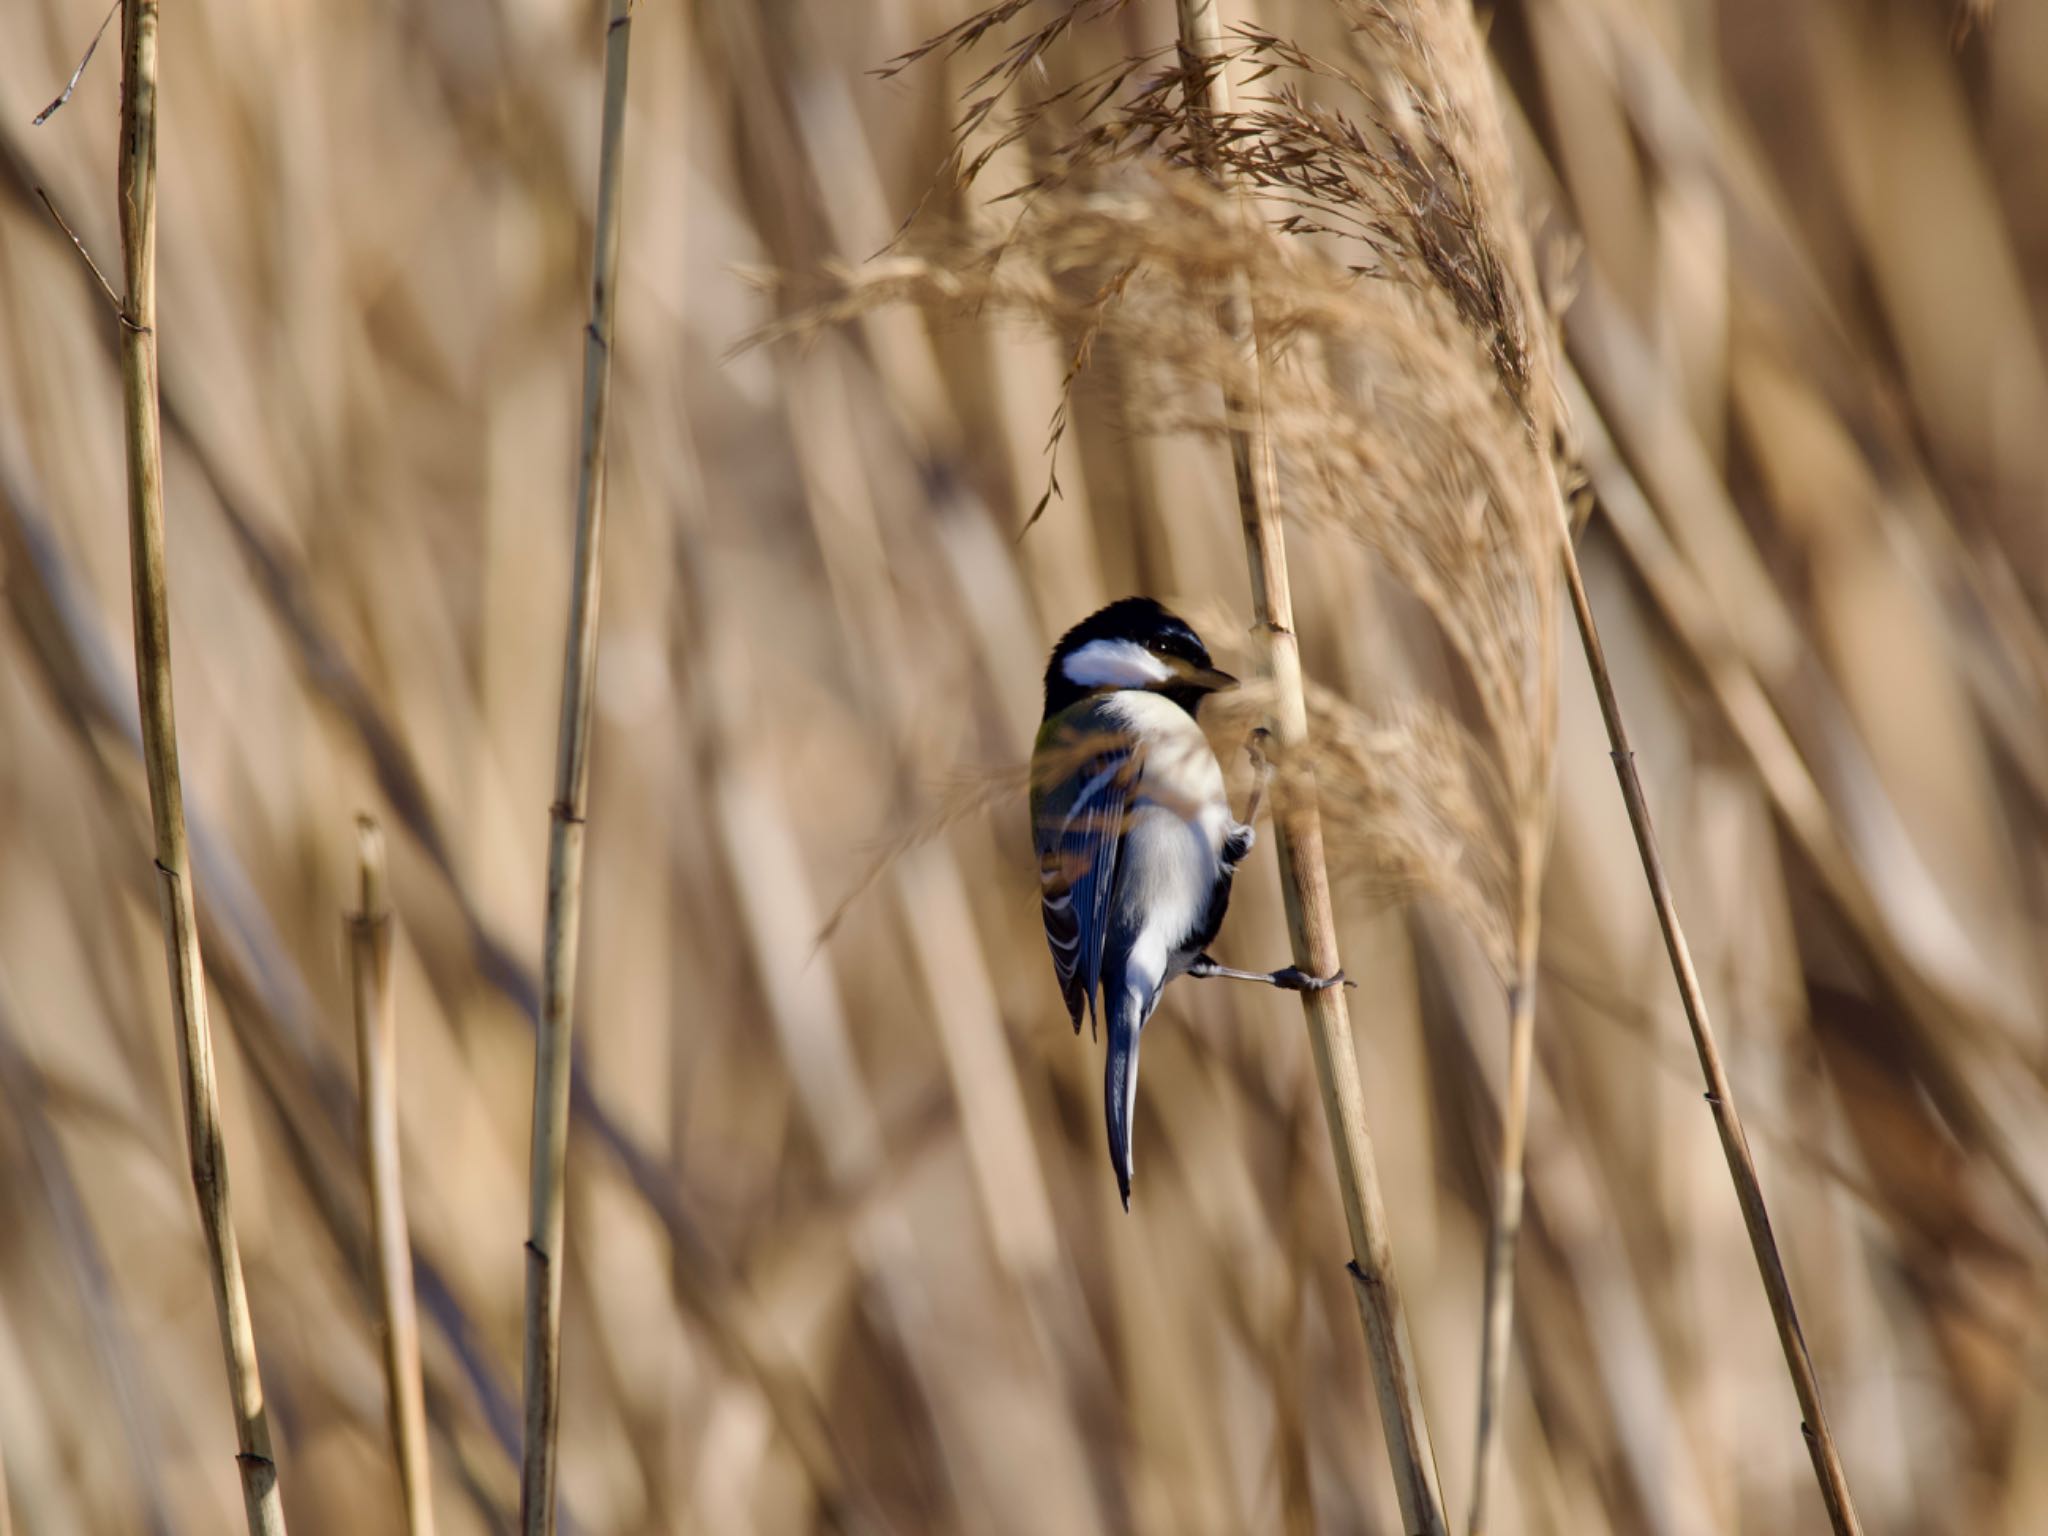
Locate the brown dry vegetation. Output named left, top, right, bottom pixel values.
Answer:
left=1, top=1, right=2045, bottom=1534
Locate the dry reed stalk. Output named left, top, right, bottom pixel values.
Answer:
left=1469, top=486, right=1558, bottom=1533
left=1551, top=477, right=1864, bottom=1534
left=1175, top=4, right=1448, bottom=1531
left=347, top=818, right=436, bottom=1536
left=520, top=2, right=634, bottom=1531
left=1468, top=915, right=1535, bottom=1535
left=113, top=4, right=288, bottom=1531
left=1563, top=269, right=2048, bottom=1243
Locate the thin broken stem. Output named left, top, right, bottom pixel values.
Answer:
left=349, top=818, right=436, bottom=1536
left=1177, top=3, right=1448, bottom=1531
left=33, top=0, right=121, bottom=126
left=116, top=2, right=287, bottom=1530
left=518, top=1, right=634, bottom=1531
left=32, top=186, right=122, bottom=316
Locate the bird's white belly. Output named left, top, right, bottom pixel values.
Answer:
left=1120, top=805, right=1218, bottom=974
left=1101, top=690, right=1232, bottom=992
left=1100, top=692, right=1231, bottom=853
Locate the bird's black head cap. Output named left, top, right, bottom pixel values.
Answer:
left=1043, top=596, right=1225, bottom=718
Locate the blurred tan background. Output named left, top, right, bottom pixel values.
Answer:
left=3, top=0, right=2048, bottom=1532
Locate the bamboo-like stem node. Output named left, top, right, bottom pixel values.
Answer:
left=113, top=1, right=290, bottom=1529
left=519, top=3, right=635, bottom=1531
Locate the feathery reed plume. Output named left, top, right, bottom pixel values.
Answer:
left=112, top=4, right=288, bottom=1531
left=520, top=2, right=634, bottom=1531
left=348, top=818, right=436, bottom=1536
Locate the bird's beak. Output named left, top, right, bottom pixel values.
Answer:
left=1181, top=662, right=1238, bottom=693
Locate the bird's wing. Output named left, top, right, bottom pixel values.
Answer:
left=1031, top=707, right=1139, bottom=1037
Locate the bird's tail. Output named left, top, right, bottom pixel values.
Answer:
left=1104, top=984, right=1143, bottom=1211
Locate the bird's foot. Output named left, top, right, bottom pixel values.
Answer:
left=1267, top=966, right=1353, bottom=993
left=1188, top=955, right=1355, bottom=992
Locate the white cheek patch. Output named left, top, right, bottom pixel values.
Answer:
left=1062, top=637, right=1175, bottom=689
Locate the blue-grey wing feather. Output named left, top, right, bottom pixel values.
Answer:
left=1033, top=719, right=1137, bottom=1036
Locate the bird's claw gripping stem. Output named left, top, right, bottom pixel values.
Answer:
left=1268, top=966, right=1352, bottom=993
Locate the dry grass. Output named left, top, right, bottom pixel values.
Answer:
left=1, top=1, right=2047, bottom=1533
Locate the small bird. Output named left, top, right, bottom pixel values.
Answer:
left=1030, top=597, right=1342, bottom=1208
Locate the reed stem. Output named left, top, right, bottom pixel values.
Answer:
left=1176, top=4, right=1448, bottom=1530
left=1467, top=921, right=1536, bottom=1535
left=117, top=4, right=288, bottom=1531
left=1557, top=511, right=1863, bottom=1536
left=519, top=2, right=635, bottom=1531
left=349, top=818, right=437, bottom=1536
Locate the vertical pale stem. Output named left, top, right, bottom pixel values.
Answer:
left=116, top=4, right=288, bottom=1532
left=1470, top=447, right=1565, bottom=1532
left=1176, top=4, right=1448, bottom=1531
left=519, top=4, right=635, bottom=1532
left=349, top=819, right=437, bottom=1536
left=1467, top=918, right=1536, bottom=1535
